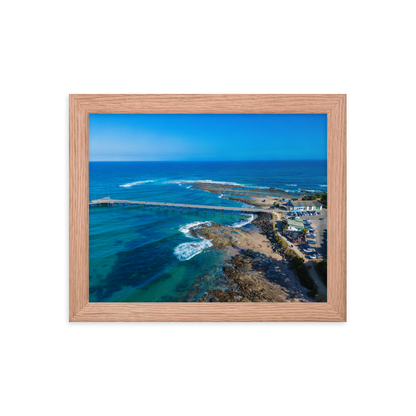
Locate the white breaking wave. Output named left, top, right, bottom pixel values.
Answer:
left=175, top=221, right=213, bottom=261
left=218, top=194, right=223, bottom=198
left=174, top=212, right=256, bottom=260
left=242, top=202, right=255, bottom=208
left=174, top=240, right=213, bottom=261
left=232, top=214, right=257, bottom=228
left=179, top=221, right=212, bottom=236
left=172, top=179, right=246, bottom=186
left=186, top=186, right=192, bottom=189
left=120, top=180, right=153, bottom=188
left=286, top=184, right=297, bottom=186
left=319, top=185, right=327, bottom=187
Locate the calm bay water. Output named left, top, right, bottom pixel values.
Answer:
left=89, top=161, right=327, bottom=302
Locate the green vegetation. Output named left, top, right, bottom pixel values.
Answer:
left=275, top=235, right=288, bottom=250
left=302, top=192, right=327, bottom=208
left=273, top=231, right=318, bottom=299
left=302, top=192, right=326, bottom=201
left=316, top=259, right=327, bottom=287
left=290, top=255, right=318, bottom=298
left=301, top=228, right=308, bottom=237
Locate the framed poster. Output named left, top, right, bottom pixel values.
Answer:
left=69, top=94, right=346, bottom=321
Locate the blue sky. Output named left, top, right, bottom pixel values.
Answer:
left=89, top=114, right=327, bottom=161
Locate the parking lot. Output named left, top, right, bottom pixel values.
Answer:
left=283, top=209, right=327, bottom=259
left=276, top=209, right=328, bottom=297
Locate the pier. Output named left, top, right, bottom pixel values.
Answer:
left=89, top=198, right=282, bottom=214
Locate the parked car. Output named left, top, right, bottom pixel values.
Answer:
left=319, top=218, right=324, bottom=220
left=304, top=248, right=316, bottom=253
left=308, top=253, right=317, bottom=259
left=307, top=239, right=316, bottom=244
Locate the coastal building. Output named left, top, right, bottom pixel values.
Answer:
left=287, top=219, right=304, bottom=232
left=288, top=200, right=323, bottom=212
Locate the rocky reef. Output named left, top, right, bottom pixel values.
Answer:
left=189, top=222, right=248, bottom=249
left=188, top=219, right=307, bottom=303
left=181, top=184, right=309, bottom=302
left=198, top=249, right=306, bottom=302
left=181, top=181, right=293, bottom=199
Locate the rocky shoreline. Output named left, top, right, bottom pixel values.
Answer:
left=181, top=181, right=311, bottom=302
left=198, top=248, right=307, bottom=302
left=189, top=222, right=248, bottom=249
left=187, top=214, right=308, bottom=303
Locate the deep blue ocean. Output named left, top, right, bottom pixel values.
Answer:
left=89, top=161, right=327, bottom=302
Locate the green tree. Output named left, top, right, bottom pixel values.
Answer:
left=316, top=259, right=327, bottom=287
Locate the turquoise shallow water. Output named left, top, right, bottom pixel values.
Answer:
left=89, top=161, right=327, bottom=302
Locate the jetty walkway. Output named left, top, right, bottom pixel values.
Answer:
left=89, top=198, right=283, bottom=214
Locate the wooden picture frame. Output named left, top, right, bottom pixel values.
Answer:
left=70, top=94, right=346, bottom=322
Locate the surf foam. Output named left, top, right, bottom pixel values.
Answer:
left=120, top=180, right=153, bottom=188
left=179, top=221, right=212, bottom=236
left=174, top=240, right=213, bottom=261
left=231, top=214, right=257, bottom=228
left=175, top=221, right=214, bottom=261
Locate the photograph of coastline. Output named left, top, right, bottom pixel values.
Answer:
left=89, top=114, right=327, bottom=302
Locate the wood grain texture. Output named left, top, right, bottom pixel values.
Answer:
left=69, top=94, right=347, bottom=322
left=71, top=303, right=344, bottom=322
left=72, top=94, right=344, bottom=114
left=69, top=96, right=89, bottom=321
left=327, top=96, right=347, bottom=320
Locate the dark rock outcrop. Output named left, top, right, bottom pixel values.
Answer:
left=189, top=222, right=248, bottom=249
left=198, top=249, right=307, bottom=303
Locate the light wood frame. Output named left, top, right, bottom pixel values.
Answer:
left=70, top=94, right=346, bottom=322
